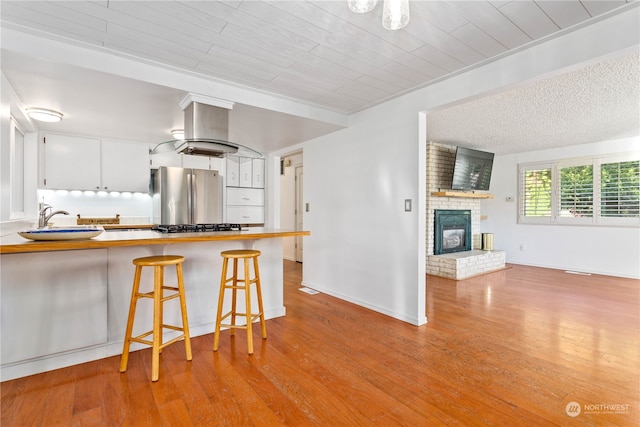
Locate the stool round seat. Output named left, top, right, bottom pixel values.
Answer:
left=120, top=254, right=192, bottom=382
left=220, top=249, right=261, bottom=259
left=133, top=255, right=184, bottom=266
left=214, top=249, right=266, bottom=354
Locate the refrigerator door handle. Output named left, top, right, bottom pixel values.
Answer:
left=191, top=172, right=198, bottom=224
left=187, top=172, right=194, bottom=224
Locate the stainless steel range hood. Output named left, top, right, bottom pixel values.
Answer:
left=152, top=98, right=262, bottom=158
left=175, top=102, right=238, bottom=157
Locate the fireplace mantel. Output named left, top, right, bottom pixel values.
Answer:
left=432, top=191, right=494, bottom=199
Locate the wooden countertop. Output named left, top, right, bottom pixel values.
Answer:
left=0, top=228, right=310, bottom=254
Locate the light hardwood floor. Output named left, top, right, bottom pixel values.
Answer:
left=2, top=261, right=638, bottom=426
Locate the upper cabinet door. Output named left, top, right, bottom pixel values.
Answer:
left=252, top=158, right=265, bottom=188
left=101, top=140, right=149, bottom=192
left=239, top=157, right=252, bottom=188
left=42, top=134, right=150, bottom=192
left=150, top=151, right=182, bottom=169
left=43, top=134, right=101, bottom=190
left=226, top=155, right=240, bottom=187
left=181, top=153, right=210, bottom=170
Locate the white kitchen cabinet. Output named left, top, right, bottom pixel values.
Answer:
left=226, top=155, right=240, bottom=186
left=226, top=156, right=264, bottom=188
left=226, top=187, right=264, bottom=224
left=239, top=157, right=253, bottom=187
left=42, top=134, right=149, bottom=192
left=150, top=150, right=182, bottom=169
left=181, top=154, right=225, bottom=172
left=1, top=250, right=108, bottom=365
left=225, top=156, right=265, bottom=224
left=227, top=187, right=265, bottom=206
left=42, top=133, right=101, bottom=190
left=182, top=153, right=210, bottom=170
left=227, top=206, right=265, bottom=224
left=252, top=158, right=265, bottom=188
left=101, top=139, right=149, bottom=192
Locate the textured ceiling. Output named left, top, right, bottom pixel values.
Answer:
left=428, top=51, right=640, bottom=154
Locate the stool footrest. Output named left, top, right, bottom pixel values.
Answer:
left=219, top=311, right=263, bottom=329
left=130, top=326, right=188, bottom=349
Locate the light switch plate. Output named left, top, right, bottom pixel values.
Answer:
left=404, top=199, right=412, bottom=212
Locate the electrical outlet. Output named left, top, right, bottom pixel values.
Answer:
left=519, top=244, right=525, bottom=251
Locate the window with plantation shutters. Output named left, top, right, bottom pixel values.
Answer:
left=559, top=164, right=593, bottom=218
left=600, top=160, right=640, bottom=218
left=519, top=164, right=553, bottom=223
left=518, top=153, right=639, bottom=226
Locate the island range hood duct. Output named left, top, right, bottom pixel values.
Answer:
left=151, top=97, right=262, bottom=158
left=174, top=102, right=239, bottom=157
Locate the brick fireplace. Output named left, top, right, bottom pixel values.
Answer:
left=426, top=142, right=505, bottom=280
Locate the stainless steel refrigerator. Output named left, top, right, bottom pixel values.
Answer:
left=152, top=166, right=222, bottom=224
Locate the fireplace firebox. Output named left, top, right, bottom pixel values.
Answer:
left=434, top=209, right=472, bottom=255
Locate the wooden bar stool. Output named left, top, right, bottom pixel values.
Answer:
left=213, top=249, right=266, bottom=354
left=120, top=255, right=192, bottom=382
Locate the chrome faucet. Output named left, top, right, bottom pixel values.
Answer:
left=38, top=204, right=70, bottom=228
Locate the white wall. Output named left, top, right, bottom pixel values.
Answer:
left=303, top=102, right=426, bottom=325
left=483, top=137, right=640, bottom=278
left=301, top=7, right=639, bottom=325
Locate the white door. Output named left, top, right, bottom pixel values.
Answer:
left=295, top=166, right=304, bottom=262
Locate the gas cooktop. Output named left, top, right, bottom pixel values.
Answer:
left=152, top=223, right=242, bottom=233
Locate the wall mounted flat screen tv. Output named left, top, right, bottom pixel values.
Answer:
left=451, top=147, right=494, bottom=191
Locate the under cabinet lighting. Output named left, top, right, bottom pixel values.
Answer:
left=26, top=108, right=64, bottom=123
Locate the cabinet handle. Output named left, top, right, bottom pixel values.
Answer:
left=242, top=197, right=250, bottom=200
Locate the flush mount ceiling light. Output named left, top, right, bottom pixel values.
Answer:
left=348, top=0, right=409, bottom=30
left=26, top=107, right=63, bottom=123
left=171, top=129, right=185, bottom=140
left=348, top=0, right=377, bottom=13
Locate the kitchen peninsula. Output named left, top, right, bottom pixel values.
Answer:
left=0, top=228, right=309, bottom=381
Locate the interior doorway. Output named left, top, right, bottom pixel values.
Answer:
left=279, top=152, right=303, bottom=263
left=295, top=166, right=304, bottom=262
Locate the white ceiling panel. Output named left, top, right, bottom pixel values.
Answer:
left=497, top=1, right=560, bottom=39
left=448, top=1, right=533, bottom=49
left=0, top=0, right=637, bottom=154
left=581, top=0, right=628, bottom=16
left=450, top=23, right=507, bottom=58
left=536, top=0, right=592, bottom=28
